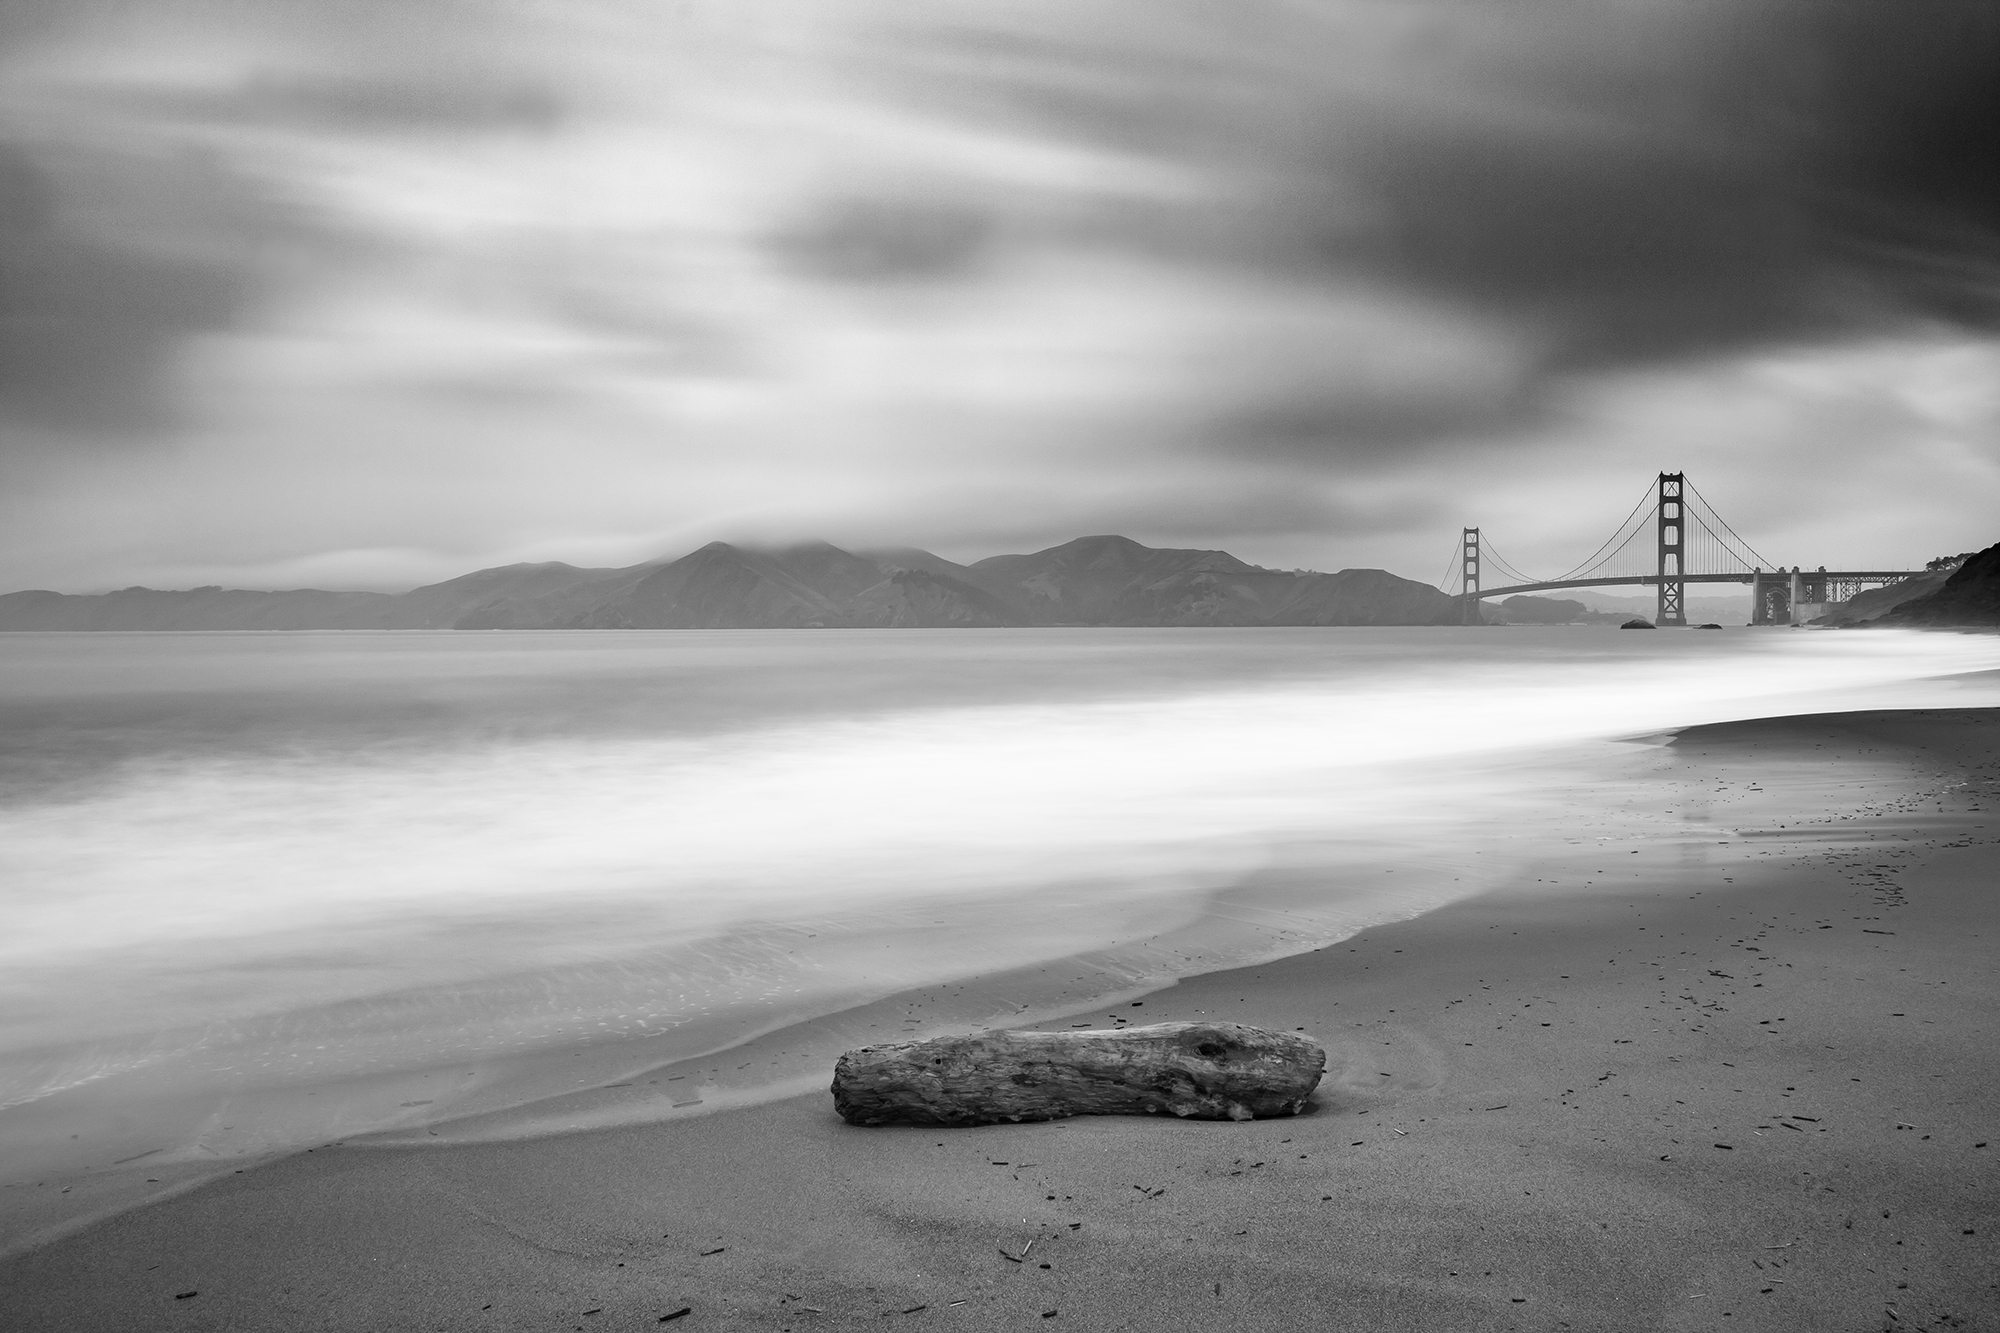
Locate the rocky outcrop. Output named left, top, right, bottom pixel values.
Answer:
left=831, top=1022, right=1326, bottom=1127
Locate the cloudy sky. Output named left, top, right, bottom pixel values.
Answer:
left=3, top=0, right=1998, bottom=592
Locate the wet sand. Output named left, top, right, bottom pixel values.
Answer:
left=3, top=708, right=1997, bottom=1331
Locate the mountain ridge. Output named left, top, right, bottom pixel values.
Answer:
left=0, top=536, right=1463, bottom=631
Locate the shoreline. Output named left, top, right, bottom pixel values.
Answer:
left=4, top=707, right=1998, bottom=1329
left=0, top=700, right=1910, bottom=1257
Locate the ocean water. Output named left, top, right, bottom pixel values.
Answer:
left=4, top=626, right=2000, bottom=1243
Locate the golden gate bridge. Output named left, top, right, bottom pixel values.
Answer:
left=1440, top=472, right=1923, bottom=627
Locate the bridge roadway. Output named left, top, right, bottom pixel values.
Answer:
left=1473, top=571, right=1922, bottom=601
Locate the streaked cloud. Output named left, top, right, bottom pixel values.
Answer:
left=2, top=0, right=1997, bottom=590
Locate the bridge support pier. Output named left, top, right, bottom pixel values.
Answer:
left=1782, top=567, right=1833, bottom=625
left=1750, top=569, right=1801, bottom=626
left=1460, top=526, right=1483, bottom=625
left=1656, top=472, right=1686, bottom=626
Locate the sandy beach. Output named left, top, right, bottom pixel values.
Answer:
left=4, top=705, right=1997, bottom=1332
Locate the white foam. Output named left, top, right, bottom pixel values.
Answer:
left=0, top=626, right=1997, bottom=1225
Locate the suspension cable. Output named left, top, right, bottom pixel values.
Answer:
left=1477, top=536, right=1541, bottom=587
left=1449, top=474, right=1783, bottom=594
left=1687, top=509, right=1748, bottom=574
left=1553, top=480, right=1657, bottom=583
left=1565, top=513, right=1655, bottom=583
left=1436, top=542, right=1464, bottom=593
left=1683, top=478, right=1780, bottom=571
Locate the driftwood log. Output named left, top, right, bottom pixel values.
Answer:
left=831, top=1021, right=1325, bottom=1126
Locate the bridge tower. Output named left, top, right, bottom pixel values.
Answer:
left=1656, top=472, right=1686, bottom=626
left=1460, top=526, right=1482, bottom=625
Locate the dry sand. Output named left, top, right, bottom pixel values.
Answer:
left=4, top=708, right=1997, bottom=1331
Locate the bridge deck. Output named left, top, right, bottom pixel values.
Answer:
left=1474, top=572, right=1921, bottom=600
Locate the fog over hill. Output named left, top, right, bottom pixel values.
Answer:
left=0, top=537, right=1461, bottom=631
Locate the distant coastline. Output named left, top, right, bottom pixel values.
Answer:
left=0, top=534, right=1464, bottom=631
left=7, top=534, right=1993, bottom=632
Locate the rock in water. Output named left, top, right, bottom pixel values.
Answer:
left=831, top=1022, right=1326, bottom=1127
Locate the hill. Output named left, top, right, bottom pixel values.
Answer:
left=1870, top=542, right=2000, bottom=627
left=957, top=536, right=1460, bottom=626
left=0, top=538, right=1462, bottom=631
left=0, top=563, right=617, bottom=632
left=1811, top=567, right=1953, bottom=627
left=454, top=542, right=1024, bottom=629
left=1490, top=594, right=1588, bottom=624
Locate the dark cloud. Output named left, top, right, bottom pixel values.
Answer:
left=771, top=196, right=995, bottom=284
left=1327, top=128, right=1831, bottom=368
left=893, top=2, right=2000, bottom=464
left=133, top=71, right=565, bottom=135
left=1220, top=382, right=1541, bottom=463
left=1810, top=4, right=2000, bottom=321
left=1327, top=3, right=2000, bottom=370
left=6, top=0, right=1998, bottom=592
left=0, top=141, right=260, bottom=437
left=1116, top=483, right=1442, bottom=546
left=882, top=471, right=1442, bottom=567
left=0, top=8, right=571, bottom=479
left=1818, top=5, right=2000, bottom=226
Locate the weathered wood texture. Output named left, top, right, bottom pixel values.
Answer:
left=831, top=1021, right=1325, bottom=1127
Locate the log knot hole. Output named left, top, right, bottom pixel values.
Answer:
left=831, top=1021, right=1326, bottom=1127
